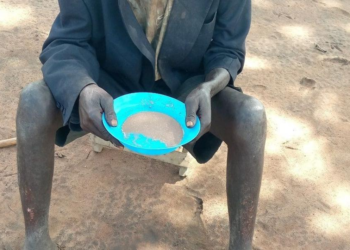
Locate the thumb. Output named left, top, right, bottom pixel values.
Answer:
left=101, top=96, right=117, bottom=127
left=185, top=99, right=198, bottom=128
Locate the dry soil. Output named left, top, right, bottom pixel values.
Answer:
left=0, top=0, right=350, bottom=249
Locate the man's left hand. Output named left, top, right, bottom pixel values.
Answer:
left=185, top=85, right=212, bottom=141
left=185, top=68, right=231, bottom=142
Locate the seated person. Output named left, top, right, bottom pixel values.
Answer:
left=16, top=0, right=266, bottom=249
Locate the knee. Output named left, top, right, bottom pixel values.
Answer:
left=238, top=96, right=266, bottom=126
left=225, top=97, right=266, bottom=144
left=17, top=81, right=61, bottom=136
left=19, top=80, right=52, bottom=103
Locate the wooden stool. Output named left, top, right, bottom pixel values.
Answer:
left=90, top=135, right=196, bottom=176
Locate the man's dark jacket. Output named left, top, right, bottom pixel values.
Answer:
left=40, top=0, right=251, bottom=125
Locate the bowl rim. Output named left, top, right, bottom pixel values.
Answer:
left=102, top=92, right=201, bottom=150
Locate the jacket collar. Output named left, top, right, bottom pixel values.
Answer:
left=118, top=0, right=214, bottom=76
left=118, top=0, right=156, bottom=70
left=159, top=0, right=214, bottom=64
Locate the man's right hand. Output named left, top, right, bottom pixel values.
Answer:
left=79, top=84, right=123, bottom=148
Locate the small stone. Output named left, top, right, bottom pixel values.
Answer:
left=300, top=77, right=316, bottom=88
left=55, top=152, right=66, bottom=158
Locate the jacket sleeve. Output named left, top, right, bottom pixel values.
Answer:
left=203, top=0, right=251, bottom=84
left=40, top=0, right=100, bottom=125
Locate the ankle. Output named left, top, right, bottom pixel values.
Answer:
left=25, top=228, right=50, bottom=243
left=24, top=233, right=56, bottom=250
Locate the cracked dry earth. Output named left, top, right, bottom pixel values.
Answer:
left=1, top=0, right=350, bottom=249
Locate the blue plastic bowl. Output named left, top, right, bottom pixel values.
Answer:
left=102, top=92, right=200, bottom=155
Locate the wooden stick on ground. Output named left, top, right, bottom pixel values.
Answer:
left=0, top=138, right=17, bottom=148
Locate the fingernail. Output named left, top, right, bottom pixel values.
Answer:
left=187, top=121, right=194, bottom=127
left=111, top=119, right=117, bottom=126
left=112, top=142, right=123, bottom=149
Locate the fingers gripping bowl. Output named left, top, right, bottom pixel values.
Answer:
left=102, top=93, right=201, bottom=155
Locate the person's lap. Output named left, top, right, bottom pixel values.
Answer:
left=47, top=70, right=247, bottom=163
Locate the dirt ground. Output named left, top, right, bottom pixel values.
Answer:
left=1, top=0, right=350, bottom=249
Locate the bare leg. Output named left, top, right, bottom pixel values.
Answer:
left=210, top=88, right=266, bottom=250
left=16, top=81, right=62, bottom=250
